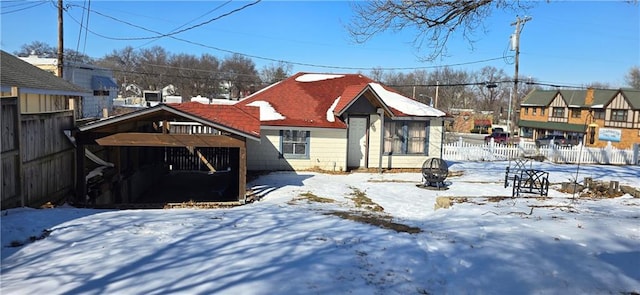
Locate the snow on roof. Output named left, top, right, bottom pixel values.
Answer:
left=327, top=96, right=340, bottom=123
left=295, top=73, right=345, bottom=83
left=190, top=96, right=210, bottom=104
left=190, top=96, right=238, bottom=105
left=247, top=100, right=285, bottom=121
left=369, top=83, right=446, bottom=117
left=590, top=104, right=604, bottom=108
left=209, top=98, right=238, bottom=105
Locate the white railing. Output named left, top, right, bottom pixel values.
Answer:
left=443, top=138, right=640, bottom=165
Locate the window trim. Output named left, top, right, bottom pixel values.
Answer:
left=552, top=107, right=565, bottom=118
left=610, top=109, right=627, bottom=122
left=593, top=110, right=605, bottom=119
left=383, top=120, right=430, bottom=155
left=279, top=130, right=310, bottom=159
left=571, top=108, right=581, bottom=118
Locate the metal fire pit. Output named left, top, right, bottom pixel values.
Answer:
left=418, top=158, right=449, bottom=190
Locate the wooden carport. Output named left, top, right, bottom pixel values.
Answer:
left=73, top=102, right=260, bottom=207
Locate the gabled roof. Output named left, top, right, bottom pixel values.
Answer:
left=620, top=89, right=640, bottom=109
left=171, top=102, right=260, bottom=139
left=78, top=102, right=260, bottom=141
left=237, top=72, right=444, bottom=129
left=558, top=90, right=587, bottom=107
left=521, top=89, right=556, bottom=106
left=521, top=88, right=639, bottom=109
left=592, top=89, right=620, bottom=107
left=0, top=50, right=90, bottom=96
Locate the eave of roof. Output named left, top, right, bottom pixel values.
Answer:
left=79, top=103, right=261, bottom=141
left=518, top=119, right=587, bottom=133
left=1, top=50, right=91, bottom=95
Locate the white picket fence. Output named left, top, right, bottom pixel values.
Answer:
left=443, top=138, right=640, bottom=165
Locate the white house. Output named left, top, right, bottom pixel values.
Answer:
left=19, top=54, right=118, bottom=119
left=236, top=72, right=448, bottom=172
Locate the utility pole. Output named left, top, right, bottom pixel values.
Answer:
left=57, top=0, right=64, bottom=78
left=510, top=15, right=531, bottom=136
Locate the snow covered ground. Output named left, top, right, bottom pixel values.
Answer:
left=2, top=161, right=639, bottom=294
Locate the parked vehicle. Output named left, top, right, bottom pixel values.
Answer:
left=535, top=135, right=573, bottom=147
left=484, top=132, right=511, bottom=144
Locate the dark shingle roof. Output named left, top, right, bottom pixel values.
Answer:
left=521, top=88, right=639, bottom=110
left=558, top=90, right=586, bottom=106
left=1, top=50, right=90, bottom=95
left=520, top=89, right=555, bottom=106
left=621, top=89, right=640, bottom=109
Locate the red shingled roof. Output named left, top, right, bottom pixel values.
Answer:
left=237, top=72, right=376, bottom=129
left=170, top=102, right=260, bottom=138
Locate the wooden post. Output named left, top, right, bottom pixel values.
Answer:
left=11, top=87, right=24, bottom=207
left=584, top=177, right=593, bottom=189
left=239, top=144, right=247, bottom=204
left=609, top=181, right=619, bottom=194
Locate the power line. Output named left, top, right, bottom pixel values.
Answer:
left=65, top=1, right=261, bottom=41
left=63, top=2, right=512, bottom=71
left=135, top=0, right=233, bottom=49
left=1, top=0, right=47, bottom=15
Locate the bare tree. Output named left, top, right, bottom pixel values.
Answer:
left=169, top=53, right=222, bottom=99
left=15, top=41, right=94, bottom=63
left=368, top=67, right=385, bottom=83
left=473, top=66, right=509, bottom=121
left=137, top=46, right=169, bottom=91
left=426, top=67, right=472, bottom=111
left=260, top=61, right=292, bottom=84
left=96, top=46, right=141, bottom=94
left=221, top=54, right=260, bottom=99
left=625, top=66, right=640, bottom=89
left=347, top=1, right=531, bottom=60
left=586, top=82, right=611, bottom=89
left=15, top=41, right=54, bottom=57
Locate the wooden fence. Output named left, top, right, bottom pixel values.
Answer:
left=443, top=137, right=640, bottom=165
left=1, top=97, right=75, bottom=209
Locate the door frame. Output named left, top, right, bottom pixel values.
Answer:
left=347, top=115, right=369, bottom=169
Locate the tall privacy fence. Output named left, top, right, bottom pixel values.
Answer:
left=443, top=137, right=640, bottom=165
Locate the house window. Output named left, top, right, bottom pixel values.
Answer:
left=93, top=90, right=109, bottom=96
left=525, top=107, right=529, bottom=115
left=593, top=110, right=605, bottom=119
left=383, top=121, right=430, bottom=155
left=532, top=108, right=537, bottom=115
left=571, top=108, right=581, bottom=118
left=541, top=108, right=545, bottom=116
left=610, top=109, right=627, bottom=122
left=552, top=107, right=565, bottom=118
left=280, top=130, right=310, bottom=158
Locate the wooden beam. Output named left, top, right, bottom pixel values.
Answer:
left=239, top=144, right=246, bottom=203
left=95, top=133, right=246, bottom=148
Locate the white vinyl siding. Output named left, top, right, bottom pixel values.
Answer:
left=247, top=128, right=347, bottom=171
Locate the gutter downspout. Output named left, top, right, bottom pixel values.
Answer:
left=441, top=119, right=445, bottom=158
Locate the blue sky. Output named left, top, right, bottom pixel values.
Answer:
left=1, top=1, right=638, bottom=88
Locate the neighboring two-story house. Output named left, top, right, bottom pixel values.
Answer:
left=19, top=54, right=118, bottom=119
left=519, top=88, right=640, bottom=149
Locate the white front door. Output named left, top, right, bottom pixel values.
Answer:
left=347, top=116, right=368, bottom=168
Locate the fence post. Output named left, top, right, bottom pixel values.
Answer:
left=605, top=141, right=613, bottom=164
left=633, top=143, right=639, bottom=166
left=488, top=138, right=495, bottom=161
